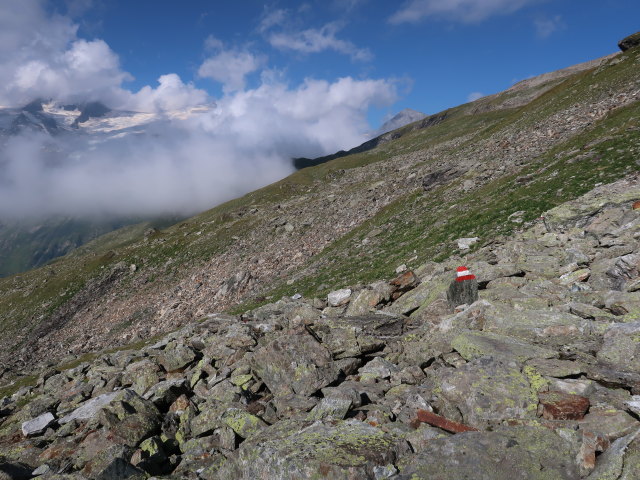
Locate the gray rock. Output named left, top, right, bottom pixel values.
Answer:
left=327, top=288, right=352, bottom=307
left=433, top=357, right=538, bottom=428
left=597, top=322, right=640, bottom=372
left=252, top=332, right=339, bottom=397
left=21, top=411, right=55, bottom=437
left=59, top=391, right=120, bottom=424
left=451, top=330, right=557, bottom=363
left=345, top=286, right=390, bottom=316
left=447, top=278, right=478, bottom=309
left=218, top=419, right=409, bottom=479
left=358, top=357, right=400, bottom=382
left=397, top=426, right=580, bottom=480
left=457, top=237, right=479, bottom=250
left=311, top=315, right=403, bottom=359
left=307, top=396, right=352, bottom=420
left=586, top=428, right=640, bottom=479
left=155, top=344, right=197, bottom=372
left=619, top=31, right=640, bottom=51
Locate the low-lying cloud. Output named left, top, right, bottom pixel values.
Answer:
left=0, top=1, right=397, bottom=220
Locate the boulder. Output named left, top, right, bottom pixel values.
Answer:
left=251, top=332, right=339, bottom=396
left=218, top=419, right=409, bottom=479
left=597, top=322, right=640, bottom=372
left=310, top=314, right=403, bottom=360
left=619, top=31, right=640, bottom=51
left=58, top=391, right=120, bottom=425
left=21, top=411, right=55, bottom=437
left=397, top=426, right=580, bottom=479
left=451, top=330, right=557, bottom=363
left=433, top=357, right=539, bottom=428
left=327, top=289, right=352, bottom=307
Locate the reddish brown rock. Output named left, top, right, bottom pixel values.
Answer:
left=169, top=394, right=191, bottom=413
left=415, top=409, right=478, bottom=433
left=390, top=271, right=420, bottom=299
left=538, top=391, right=590, bottom=420
left=577, top=430, right=610, bottom=476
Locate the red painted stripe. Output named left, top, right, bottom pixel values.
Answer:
left=456, top=274, right=476, bottom=282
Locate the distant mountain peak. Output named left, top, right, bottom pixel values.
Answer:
left=72, top=101, right=111, bottom=128
left=375, top=108, right=427, bottom=136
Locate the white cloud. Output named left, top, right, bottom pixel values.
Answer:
left=467, top=91, right=484, bottom=102
left=0, top=0, right=208, bottom=112
left=198, top=49, right=265, bottom=93
left=267, top=22, right=372, bottom=61
left=258, top=8, right=287, bottom=33
left=534, top=15, right=565, bottom=38
left=0, top=1, right=398, bottom=219
left=389, top=0, right=541, bottom=24
left=122, top=74, right=209, bottom=112
left=204, top=34, right=224, bottom=51
left=0, top=76, right=397, bottom=218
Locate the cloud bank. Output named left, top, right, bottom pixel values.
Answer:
left=0, top=1, right=397, bottom=219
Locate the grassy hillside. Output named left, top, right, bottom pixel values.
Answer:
left=0, top=46, right=638, bottom=381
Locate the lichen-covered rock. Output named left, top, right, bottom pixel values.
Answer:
left=222, top=408, right=267, bottom=439
left=482, top=305, right=593, bottom=346
left=217, top=419, right=409, bottom=479
left=597, top=322, right=640, bottom=372
left=433, top=357, right=539, bottom=428
left=451, top=330, right=557, bottom=363
left=251, top=332, right=339, bottom=396
left=397, top=426, right=581, bottom=480
left=310, top=315, right=403, bottom=360
left=154, top=344, right=197, bottom=372
left=121, top=359, right=162, bottom=395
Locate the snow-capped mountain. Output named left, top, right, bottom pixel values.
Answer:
left=0, top=99, right=213, bottom=140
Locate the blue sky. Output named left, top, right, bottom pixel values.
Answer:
left=45, top=0, right=640, bottom=126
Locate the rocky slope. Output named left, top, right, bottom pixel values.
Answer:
left=2, top=40, right=638, bottom=383
left=2, top=175, right=640, bottom=478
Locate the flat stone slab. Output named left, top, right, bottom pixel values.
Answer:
left=452, top=330, right=557, bottom=363
left=58, top=391, right=119, bottom=424
left=21, top=412, right=55, bottom=437
left=396, top=426, right=580, bottom=480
